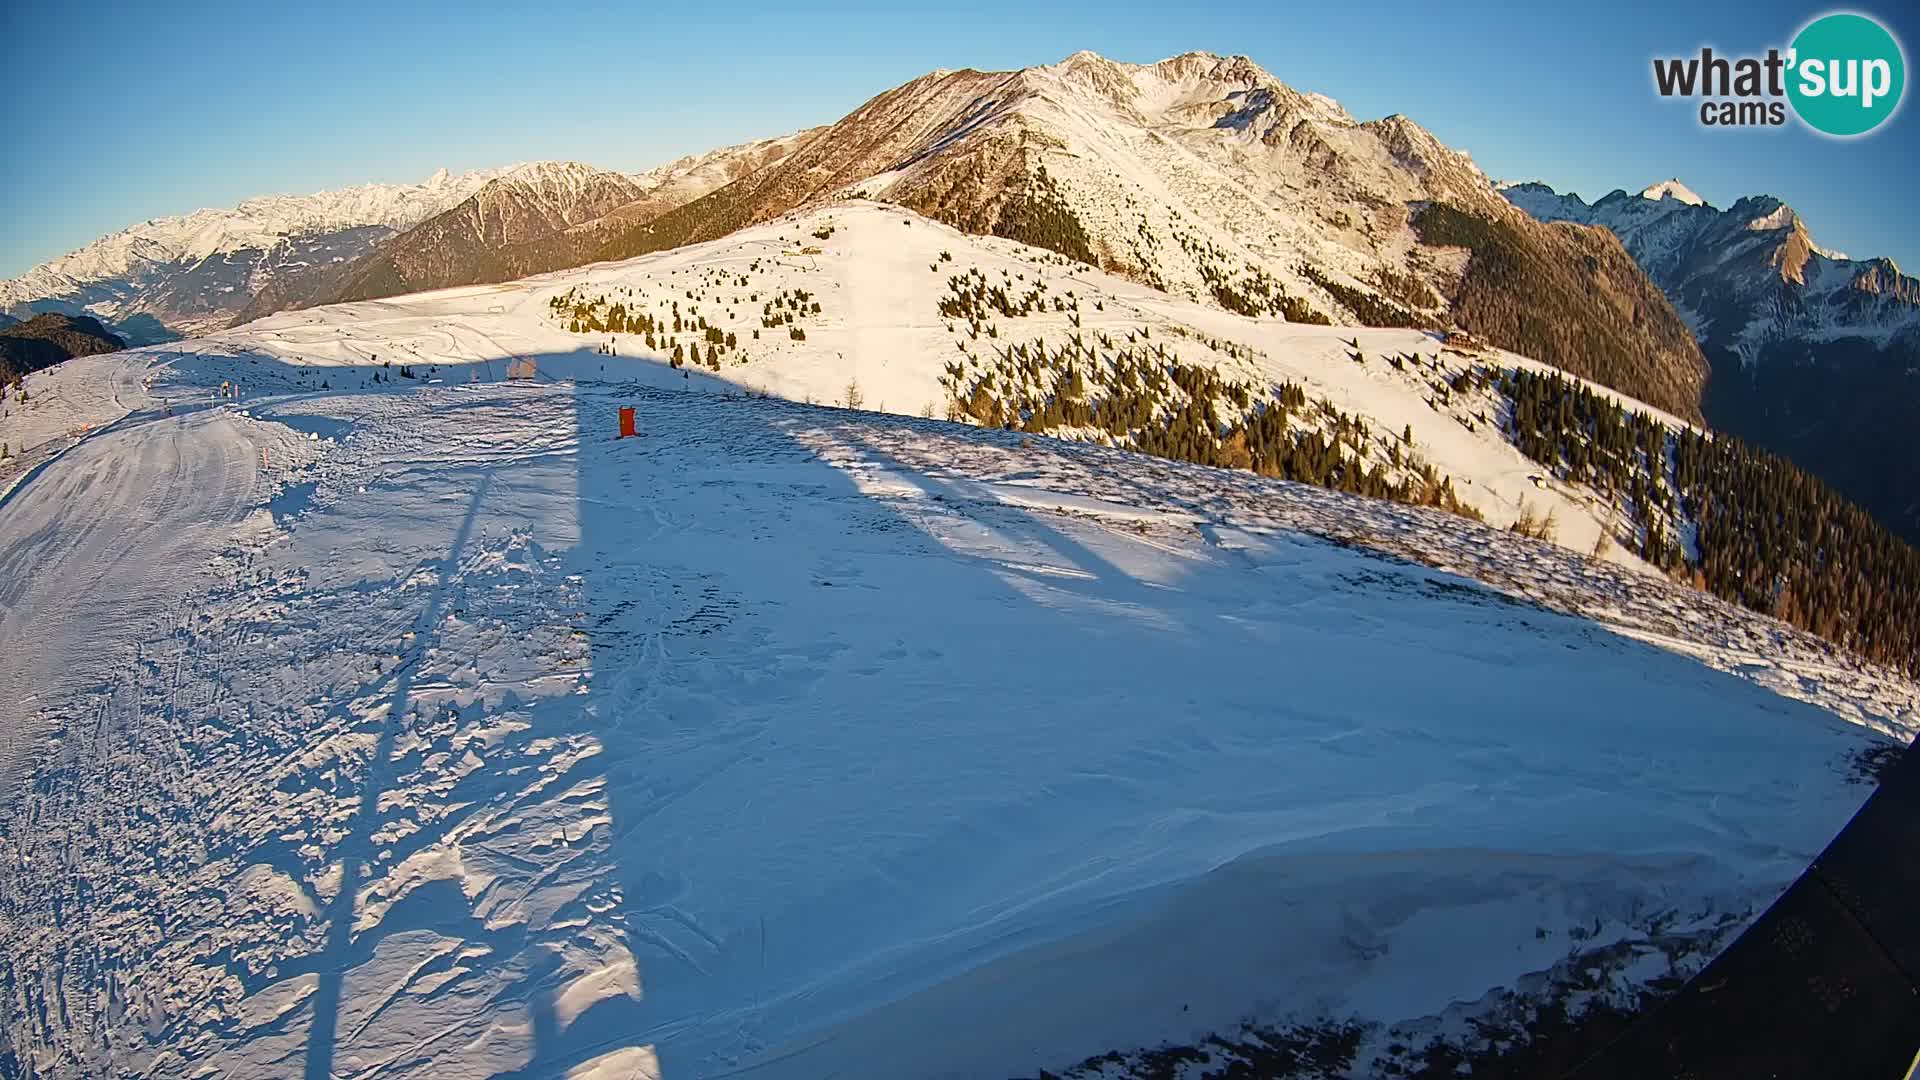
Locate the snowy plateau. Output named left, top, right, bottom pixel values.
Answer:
left=1, top=197, right=1915, bottom=1080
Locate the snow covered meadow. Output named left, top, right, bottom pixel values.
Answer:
left=1, top=207, right=1915, bottom=1078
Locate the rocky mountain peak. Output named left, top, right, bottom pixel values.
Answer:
left=1850, top=257, right=1918, bottom=302
left=1725, top=196, right=1814, bottom=282
left=1502, top=177, right=1920, bottom=544
left=1639, top=179, right=1705, bottom=205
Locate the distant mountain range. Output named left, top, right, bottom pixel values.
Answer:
left=230, top=134, right=818, bottom=323
left=0, top=137, right=815, bottom=343
left=0, top=168, right=509, bottom=341
left=1502, top=179, right=1920, bottom=542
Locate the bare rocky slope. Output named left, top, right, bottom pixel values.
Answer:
left=233, top=162, right=652, bottom=317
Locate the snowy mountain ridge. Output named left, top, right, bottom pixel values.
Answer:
left=0, top=137, right=819, bottom=341
left=1500, top=179, right=1920, bottom=354
left=1639, top=178, right=1705, bottom=205
left=7, top=52, right=1707, bottom=425
left=156, top=202, right=1763, bottom=588
left=0, top=167, right=505, bottom=302
left=589, top=51, right=1707, bottom=420
left=1502, top=178, right=1920, bottom=544
left=623, top=130, right=825, bottom=193
left=2, top=195, right=1917, bottom=1080
left=475, top=160, right=647, bottom=213
left=615, top=49, right=1506, bottom=300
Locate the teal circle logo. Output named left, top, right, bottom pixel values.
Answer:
left=1788, top=12, right=1906, bottom=136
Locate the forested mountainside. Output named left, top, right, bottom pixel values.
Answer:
left=1505, top=180, right=1920, bottom=545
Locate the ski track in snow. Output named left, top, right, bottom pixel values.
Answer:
left=0, top=358, right=310, bottom=794
left=2, top=319, right=1917, bottom=1074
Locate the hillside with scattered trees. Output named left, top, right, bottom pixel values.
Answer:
left=1497, top=366, right=1920, bottom=676
left=933, top=265, right=1478, bottom=519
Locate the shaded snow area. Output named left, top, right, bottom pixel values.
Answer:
left=1, top=343, right=1913, bottom=1079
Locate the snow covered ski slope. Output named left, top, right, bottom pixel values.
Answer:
left=182, top=202, right=1703, bottom=573
left=0, top=355, right=311, bottom=794
left=1, top=331, right=1915, bottom=1077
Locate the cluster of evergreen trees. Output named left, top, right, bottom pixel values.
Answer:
left=1498, top=367, right=1920, bottom=676
left=1171, top=229, right=1328, bottom=324
left=1116, top=213, right=1170, bottom=293
left=1412, top=202, right=1707, bottom=422
left=1300, top=265, right=1430, bottom=329
left=937, top=268, right=1069, bottom=322
left=1673, top=428, right=1920, bottom=675
left=760, top=288, right=820, bottom=329
left=547, top=274, right=808, bottom=373
left=990, top=166, right=1097, bottom=267
left=1368, top=265, right=1443, bottom=312
left=1501, top=369, right=1680, bottom=563
left=941, top=330, right=1477, bottom=519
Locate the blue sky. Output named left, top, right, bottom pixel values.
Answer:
left=2, top=0, right=1914, bottom=277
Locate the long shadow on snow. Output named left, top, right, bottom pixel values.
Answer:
left=524, top=379, right=1335, bottom=1076
left=302, top=473, right=494, bottom=1080
left=116, top=343, right=1896, bottom=1080
left=552, top=386, right=1893, bottom=1078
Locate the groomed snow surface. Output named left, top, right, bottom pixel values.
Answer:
left=2, top=354, right=1912, bottom=1080
left=3, top=214, right=1917, bottom=1078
